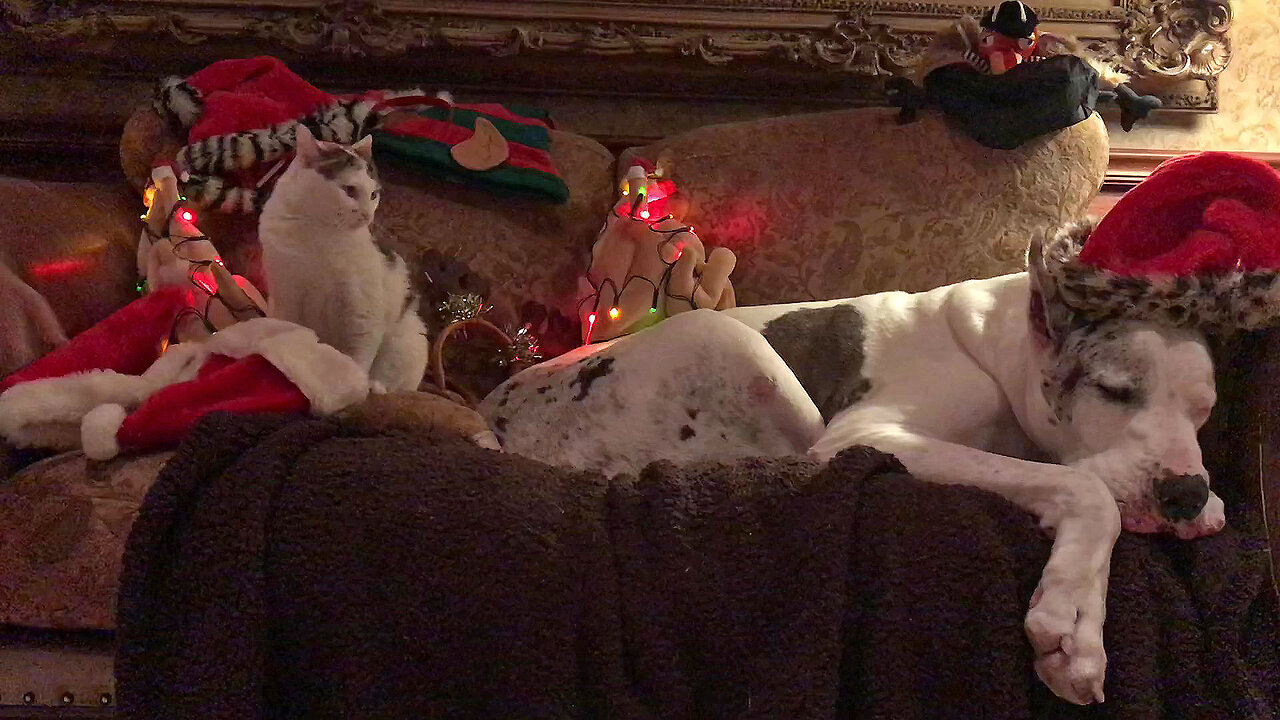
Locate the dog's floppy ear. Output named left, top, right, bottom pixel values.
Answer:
left=1026, top=236, right=1055, bottom=349
left=1027, top=220, right=1094, bottom=350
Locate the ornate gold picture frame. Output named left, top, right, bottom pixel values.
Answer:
left=3, top=0, right=1232, bottom=109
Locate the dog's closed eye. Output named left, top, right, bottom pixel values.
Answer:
left=1094, top=381, right=1139, bottom=405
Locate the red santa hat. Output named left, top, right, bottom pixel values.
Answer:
left=0, top=291, right=368, bottom=459
left=1029, top=151, right=1280, bottom=339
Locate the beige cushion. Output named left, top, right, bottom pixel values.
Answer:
left=0, top=452, right=170, bottom=630
left=0, top=178, right=141, bottom=337
left=622, top=109, right=1109, bottom=305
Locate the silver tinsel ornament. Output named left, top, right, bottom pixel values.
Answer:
left=438, top=292, right=489, bottom=326
left=497, top=323, right=543, bottom=368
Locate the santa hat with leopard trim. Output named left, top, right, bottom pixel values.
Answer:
left=1029, top=151, right=1280, bottom=341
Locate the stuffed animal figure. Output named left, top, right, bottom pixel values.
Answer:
left=971, top=0, right=1041, bottom=75
left=137, top=165, right=267, bottom=341
left=579, top=161, right=736, bottom=344
left=891, top=1, right=1163, bottom=148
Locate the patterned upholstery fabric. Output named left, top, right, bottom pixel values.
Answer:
left=370, top=130, right=615, bottom=352
left=621, top=109, right=1109, bottom=305
left=0, top=452, right=170, bottom=630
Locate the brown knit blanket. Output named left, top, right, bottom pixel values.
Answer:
left=115, top=413, right=1280, bottom=719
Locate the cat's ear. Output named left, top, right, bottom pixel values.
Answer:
left=351, top=135, right=374, bottom=162
left=294, top=124, right=320, bottom=167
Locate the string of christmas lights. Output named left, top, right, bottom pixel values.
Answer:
left=139, top=194, right=265, bottom=350
left=577, top=204, right=707, bottom=341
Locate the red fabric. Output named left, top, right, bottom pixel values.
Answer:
left=370, top=95, right=550, bottom=129
left=1080, top=152, right=1280, bottom=275
left=185, top=57, right=332, bottom=144
left=116, top=353, right=309, bottom=454
left=0, top=288, right=191, bottom=394
left=381, top=116, right=560, bottom=174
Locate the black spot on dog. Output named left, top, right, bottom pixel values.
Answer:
left=494, top=416, right=508, bottom=432
left=719, top=432, right=728, bottom=440
left=498, top=396, right=509, bottom=407
left=680, top=425, right=696, bottom=441
left=537, top=385, right=550, bottom=394
left=761, top=304, right=871, bottom=423
left=571, top=357, right=615, bottom=401
left=686, top=407, right=700, bottom=420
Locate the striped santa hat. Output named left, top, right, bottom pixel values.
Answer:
left=153, top=56, right=434, bottom=213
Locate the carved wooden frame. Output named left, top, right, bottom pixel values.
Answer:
left=1, top=0, right=1233, bottom=110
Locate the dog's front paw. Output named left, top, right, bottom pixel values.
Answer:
left=1025, top=572, right=1108, bottom=704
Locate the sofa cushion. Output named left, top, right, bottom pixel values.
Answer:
left=0, top=451, right=170, bottom=630
left=621, top=108, right=1108, bottom=306
left=0, top=178, right=141, bottom=338
left=372, top=131, right=614, bottom=355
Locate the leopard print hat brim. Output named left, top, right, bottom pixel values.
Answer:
left=1029, top=219, right=1280, bottom=337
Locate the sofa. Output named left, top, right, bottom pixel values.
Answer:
left=1, top=102, right=1277, bottom=717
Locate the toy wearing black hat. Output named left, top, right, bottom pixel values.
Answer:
left=976, top=0, right=1040, bottom=75
left=887, top=2, right=1164, bottom=148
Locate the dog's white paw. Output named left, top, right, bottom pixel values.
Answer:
left=1025, top=573, right=1107, bottom=704
left=370, top=381, right=388, bottom=396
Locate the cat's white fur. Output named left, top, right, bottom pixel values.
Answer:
left=259, top=125, right=427, bottom=393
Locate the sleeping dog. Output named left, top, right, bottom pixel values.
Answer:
left=480, top=221, right=1239, bottom=706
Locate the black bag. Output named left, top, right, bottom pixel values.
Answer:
left=923, top=54, right=1101, bottom=150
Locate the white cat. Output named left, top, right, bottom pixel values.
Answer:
left=259, top=125, right=427, bottom=393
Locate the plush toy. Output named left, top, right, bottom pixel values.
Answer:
left=890, top=1, right=1163, bottom=148
left=137, top=165, right=267, bottom=342
left=970, top=0, right=1042, bottom=75
left=579, top=160, right=736, bottom=344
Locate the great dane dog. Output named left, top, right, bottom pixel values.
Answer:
left=479, top=221, right=1228, bottom=705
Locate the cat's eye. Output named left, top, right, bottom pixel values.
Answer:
left=342, top=185, right=358, bottom=200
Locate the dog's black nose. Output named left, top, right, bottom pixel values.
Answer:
left=1155, top=474, right=1209, bottom=521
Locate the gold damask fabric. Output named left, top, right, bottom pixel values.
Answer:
left=0, top=452, right=170, bottom=630
left=622, top=109, right=1109, bottom=306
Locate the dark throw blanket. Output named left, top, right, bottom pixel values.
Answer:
left=116, top=414, right=1280, bottom=719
